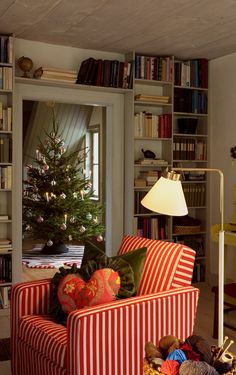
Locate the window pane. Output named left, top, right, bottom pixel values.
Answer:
left=93, top=133, right=99, bottom=164
left=93, top=164, right=99, bottom=196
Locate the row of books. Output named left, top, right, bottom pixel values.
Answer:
left=134, top=170, right=162, bottom=188
left=135, top=158, right=169, bottom=166
left=0, top=137, right=12, bottom=163
left=135, top=94, right=170, bottom=104
left=34, top=67, right=77, bottom=83
left=0, top=104, right=12, bottom=131
left=76, top=57, right=133, bottom=89
left=134, top=112, right=172, bottom=138
left=0, top=285, right=11, bottom=309
left=182, top=183, right=206, bottom=207
left=174, top=89, right=208, bottom=114
left=135, top=55, right=173, bottom=82
left=173, top=138, right=207, bottom=161
left=192, top=262, right=206, bottom=283
left=0, top=166, right=12, bottom=189
left=0, top=66, right=12, bottom=90
left=0, top=36, right=13, bottom=64
left=0, top=254, right=12, bottom=283
left=174, top=59, right=208, bottom=88
left=133, top=216, right=168, bottom=240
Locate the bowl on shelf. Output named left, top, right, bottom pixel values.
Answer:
left=177, top=117, right=198, bottom=134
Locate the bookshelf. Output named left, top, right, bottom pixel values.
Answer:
left=124, top=53, right=209, bottom=283
left=0, top=34, right=14, bottom=311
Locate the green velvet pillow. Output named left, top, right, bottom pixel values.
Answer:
left=82, top=240, right=147, bottom=292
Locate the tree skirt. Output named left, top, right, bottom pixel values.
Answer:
left=22, top=244, right=84, bottom=269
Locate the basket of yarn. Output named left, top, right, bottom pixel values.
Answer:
left=144, top=335, right=236, bottom=375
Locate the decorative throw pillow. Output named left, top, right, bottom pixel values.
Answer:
left=57, top=268, right=120, bottom=314
left=50, top=254, right=135, bottom=323
left=82, top=240, right=148, bottom=292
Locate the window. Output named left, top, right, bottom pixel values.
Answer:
left=86, top=125, right=100, bottom=200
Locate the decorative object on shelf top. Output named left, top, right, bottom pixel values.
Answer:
left=34, top=66, right=77, bottom=83
left=76, top=57, right=133, bottom=89
left=17, top=56, right=33, bottom=78
left=23, top=105, right=105, bottom=254
left=142, top=149, right=156, bottom=159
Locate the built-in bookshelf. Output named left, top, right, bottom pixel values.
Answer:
left=124, top=53, right=209, bottom=282
left=0, top=34, right=13, bottom=312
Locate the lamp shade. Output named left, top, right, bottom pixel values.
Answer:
left=141, top=176, right=188, bottom=216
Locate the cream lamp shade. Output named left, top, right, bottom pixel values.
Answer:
left=141, top=176, right=188, bottom=216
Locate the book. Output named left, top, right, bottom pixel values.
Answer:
left=34, top=66, right=77, bottom=78
left=0, top=215, right=9, bottom=220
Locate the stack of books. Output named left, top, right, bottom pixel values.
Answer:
left=135, top=94, right=170, bottom=104
left=34, top=67, right=77, bottom=83
left=0, top=238, right=12, bottom=253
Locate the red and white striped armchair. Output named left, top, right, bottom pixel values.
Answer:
left=11, top=235, right=200, bottom=375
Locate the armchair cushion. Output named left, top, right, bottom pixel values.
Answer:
left=82, top=239, right=148, bottom=291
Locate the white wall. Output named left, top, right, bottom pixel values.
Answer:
left=209, top=53, right=236, bottom=282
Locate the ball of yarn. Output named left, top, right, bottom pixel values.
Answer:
left=185, top=335, right=212, bottom=363
left=145, top=341, right=163, bottom=360
left=166, top=349, right=187, bottom=365
left=179, top=360, right=219, bottom=375
left=159, top=335, right=180, bottom=357
left=160, top=359, right=180, bottom=375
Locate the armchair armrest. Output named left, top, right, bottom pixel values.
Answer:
left=11, top=279, right=52, bottom=374
left=67, top=286, right=199, bottom=375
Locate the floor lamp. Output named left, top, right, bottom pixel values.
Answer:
left=141, top=167, right=225, bottom=346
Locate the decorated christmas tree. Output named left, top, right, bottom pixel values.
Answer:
left=23, top=109, right=105, bottom=254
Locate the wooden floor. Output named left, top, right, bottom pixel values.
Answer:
left=1, top=282, right=236, bottom=374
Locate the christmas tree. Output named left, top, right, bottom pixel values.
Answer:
left=23, top=108, right=105, bottom=254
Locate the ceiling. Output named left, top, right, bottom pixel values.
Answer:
left=1, top=0, right=236, bottom=60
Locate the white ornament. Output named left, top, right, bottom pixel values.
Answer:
left=70, top=217, right=75, bottom=223
left=68, top=235, right=72, bottom=241
left=47, top=240, right=53, bottom=247
left=96, top=235, right=103, bottom=242
left=73, top=192, right=78, bottom=198
left=60, top=193, right=66, bottom=199
left=79, top=225, right=86, bottom=233
left=36, top=216, right=44, bottom=223
left=51, top=180, right=56, bottom=186
left=86, top=213, right=92, bottom=220
left=93, top=217, right=98, bottom=224
left=60, top=223, right=67, bottom=230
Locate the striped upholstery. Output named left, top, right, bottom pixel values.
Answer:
left=118, top=235, right=195, bottom=294
left=11, top=237, right=199, bottom=375
left=18, top=315, right=67, bottom=368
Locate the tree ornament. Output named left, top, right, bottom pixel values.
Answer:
left=60, top=223, right=67, bottom=231
left=60, top=193, right=66, bottom=199
left=68, top=235, right=72, bottom=241
left=26, top=225, right=31, bottom=231
left=59, top=146, right=66, bottom=154
left=51, top=179, right=56, bottom=186
left=79, top=225, right=86, bottom=233
left=43, top=164, right=49, bottom=171
left=41, top=169, right=45, bottom=174
left=65, top=177, right=71, bottom=183
left=36, top=216, right=44, bottom=223
left=73, top=192, right=78, bottom=198
left=47, top=240, right=53, bottom=247
left=32, top=194, right=39, bottom=201
left=51, top=193, right=56, bottom=199
left=93, top=217, right=98, bottom=224
left=96, top=235, right=103, bottom=242
left=70, top=216, right=75, bottom=223
left=32, top=186, right=38, bottom=192
left=86, top=212, right=92, bottom=220
left=85, top=181, right=92, bottom=190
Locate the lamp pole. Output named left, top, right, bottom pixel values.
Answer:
left=173, top=167, right=224, bottom=346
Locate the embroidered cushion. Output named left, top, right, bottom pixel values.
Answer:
left=57, top=268, right=120, bottom=314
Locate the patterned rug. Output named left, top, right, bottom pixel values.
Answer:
left=0, top=337, right=11, bottom=361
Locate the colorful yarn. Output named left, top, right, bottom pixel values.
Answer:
left=160, top=359, right=180, bottom=375
left=166, top=349, right=187, bottom=364
left=180, top=342, right=201, bottom=361
left=179, top=360, right=219, bottom=374
left=185, top=335, right=212, bottom=363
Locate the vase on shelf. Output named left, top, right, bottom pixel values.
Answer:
left=41, top=240, right=69, bottom=255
